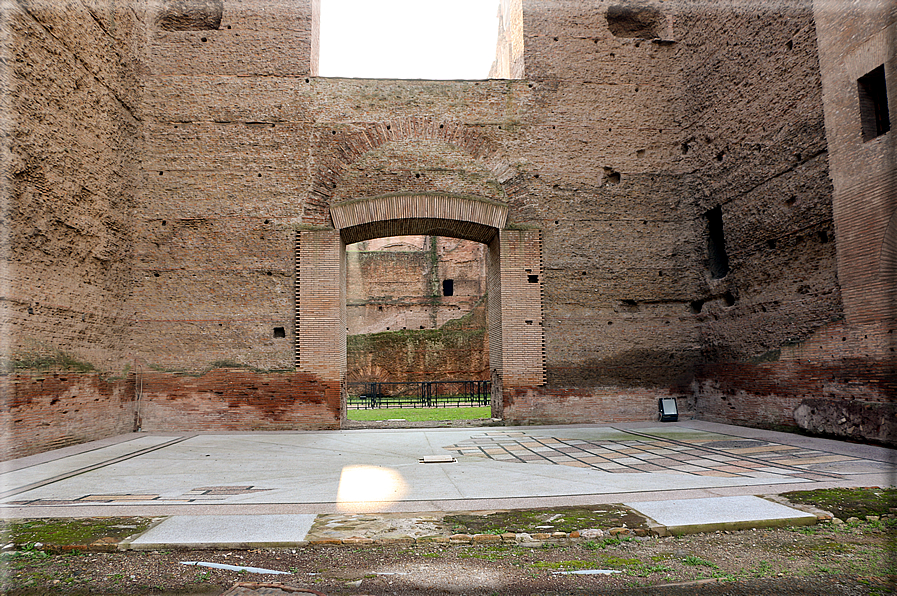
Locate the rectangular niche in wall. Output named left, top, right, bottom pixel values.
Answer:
left=705, top=206, right=730, bottom=279
left=858, top=65, right=891, bottom=142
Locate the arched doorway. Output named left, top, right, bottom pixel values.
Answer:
left=295, top=193, right=545, bottom=425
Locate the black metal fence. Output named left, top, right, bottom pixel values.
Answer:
left=347, top=381, right=491, bottom=409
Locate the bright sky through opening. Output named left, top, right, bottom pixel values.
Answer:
left=319, top=0, right=501, bottom=80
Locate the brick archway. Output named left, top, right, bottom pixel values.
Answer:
left=304, top=117, right=518, bottom=227
left=295, top=194, right=545, bottom=425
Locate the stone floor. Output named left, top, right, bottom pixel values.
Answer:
left=1, top=420, right=893, bottom=549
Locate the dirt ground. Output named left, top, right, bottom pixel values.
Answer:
left=2, top=519, right=894, bottom=595
left=2, top=489, right=895, bottom=596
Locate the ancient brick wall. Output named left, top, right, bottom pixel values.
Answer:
left=137, top=369, right=339, bottom=432
left=2, top=0, right=147, bottom=371
left=129, top=0, right=321, bottom=372
left=814, top=0, right=895, bottom=328
left=8, top=0, right=894, bottom=452
left=0, top=373, right=136, bottom=460
left=346, top=236, right=486, bottom=335
left=675, top=0, right=840, bottom=363
left=517, top=1, right=704, bottom=399
left=347, top=326, right=488, bottom=384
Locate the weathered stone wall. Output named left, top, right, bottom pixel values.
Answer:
left=6, top=0, right=895, bottom=453
left=0, top=373, right=136, bottom=460
left=348, top=329, right=488, bottom=384
left=2, top=0, right=147, bottom=371
left=129, top=0, right=321, bottom=372
left=346, top=236, right=487, bottom=335
left=675, top=0, right=839, bottom=363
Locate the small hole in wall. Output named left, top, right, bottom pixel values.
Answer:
left=266, top=271, right=272, bottom=276
left=658, top=270, right=663, bottom=276
left=264, top=219, right=269, bottom=224
left=786, top=40, right=793, bottom=50
left=227, top=25, right=231, bottom=29
left=305, top=78, right=310, bottom=83
left=528, top=274, right=539, bottom=283
left=554, top=36, right=559, bottom=41
left=818, top=230, right=830, bottom=243
left=681, top=143, right=689, bottom=155
left=715, top=151, right=725, bottom=162
left=534, top=173, right=540, bottom=178
left=607, top=321, right=613, bottom=325
left=786, top=195, right=797, bottom=206
left=690, top=299, right=704, bottom=314
left=767, top=239, right=777, bottom=249
left=161, top=220, right=167, bottom=226
left=795, top=153, right=802, bottom=161
left=386, top=125, right=391, bottom=130
left=273, top=327, right=285, bottom=338
left=415, top=173, right=420, bottom=178
left=201, top=37, right=208, bottom=42
left=159, top=171, right=164, bottom=175
left=723, top=291, right=736, bottom=306
left=386, top=327, right=390, bottom=330
left=27, top=307, right=34, bottom=315
left=526, top=320, right=533, bottom=325
left=420, top=325, right=424, bottom=329
left=154, top=272, right=160, bottom=277
left=439, top=124, right=444, bottom=128
left=258, top=173, right=262, bottom=177
left=377, top=305, right=383, bottom=311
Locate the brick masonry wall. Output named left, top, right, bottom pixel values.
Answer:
left=8, top=0, right=894, bottom=450
left=346, top=237, right=487, bottom=335
left=0, top=373, right=136, bottom=460
left=137, top=369, right=339, bottom=432
left=3, top=0, right=147, bottom=370
left=503, top=386, right=691, bottom=427
left=814, top=0, right=895, bottom=326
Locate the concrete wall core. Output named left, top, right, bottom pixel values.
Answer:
left=297, top=194, right=545, bottom=421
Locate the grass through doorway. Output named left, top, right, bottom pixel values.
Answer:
left=347, top=406, right=491, bottom=422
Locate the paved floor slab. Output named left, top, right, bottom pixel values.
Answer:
left=627, top=495, right=817, bottom=534
left=1, top=422, right=893, bottom=519
left=129, top=514, right=317, bottom=549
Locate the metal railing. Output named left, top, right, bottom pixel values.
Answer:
left=347, top=381, right=491, bottom=409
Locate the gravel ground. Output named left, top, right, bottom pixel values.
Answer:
left=2, top=519, right=894, bottom=595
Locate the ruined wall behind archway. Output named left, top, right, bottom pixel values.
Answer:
left=9, top=0, right=896, bottom=452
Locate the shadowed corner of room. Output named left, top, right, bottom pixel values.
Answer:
left=336, top=465, right=408, bottom=512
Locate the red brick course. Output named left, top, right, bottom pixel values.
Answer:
left=1, top=373, right=136, bottom=460
left=137, top=369, right=339, bottom=432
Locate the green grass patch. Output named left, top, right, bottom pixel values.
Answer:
left=682, top=555, right=718, bottom=568
left=783, top=487, right=897, bottom=520
left=4, top=517, right=156, bottom=549
left=531, top=560, right=601, bottom=570
left=347, top=406, right=490, bottom=421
